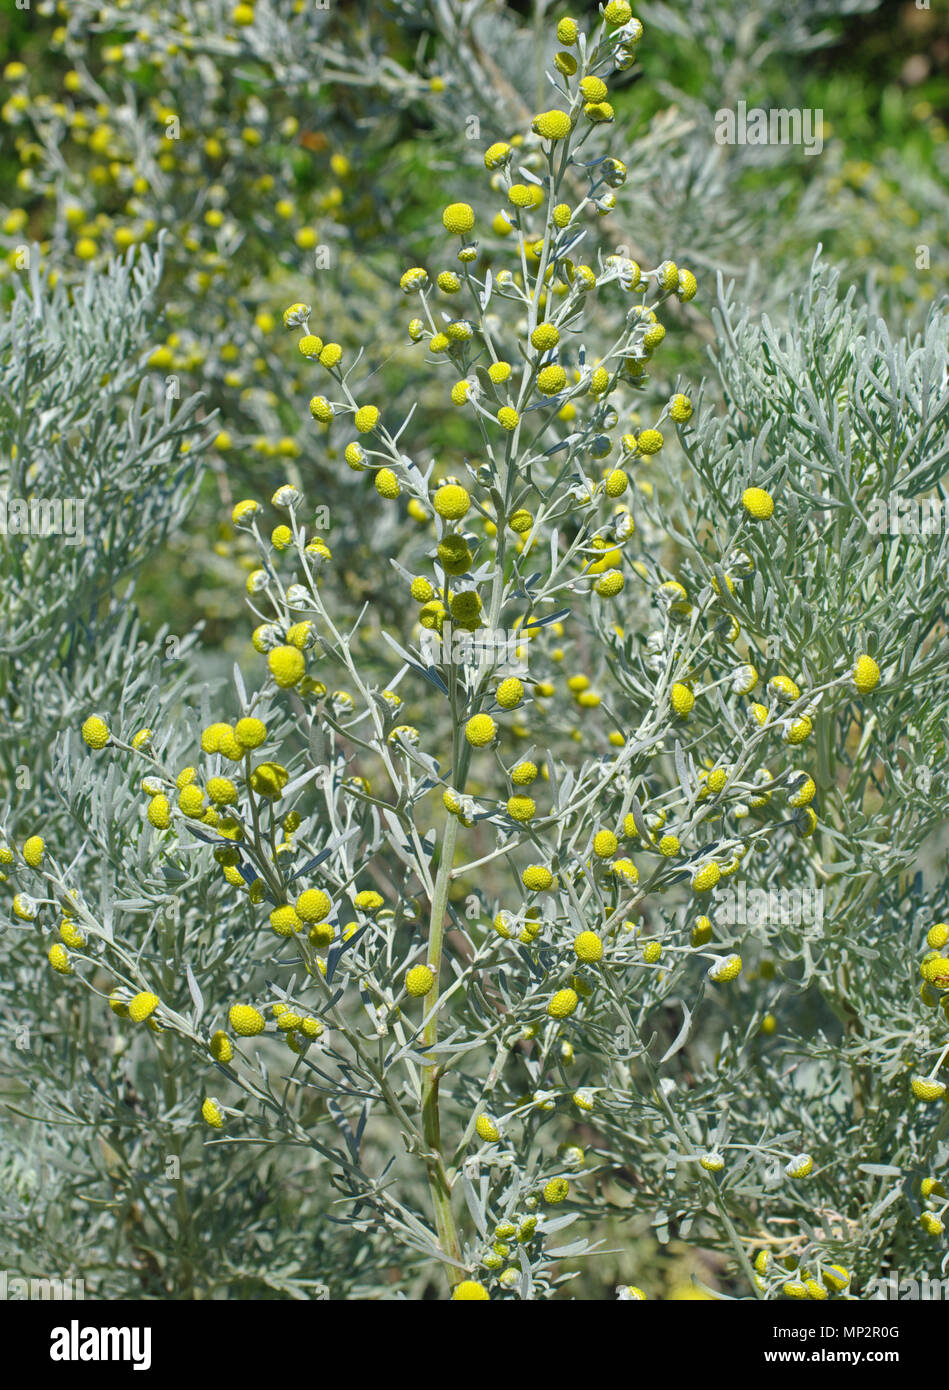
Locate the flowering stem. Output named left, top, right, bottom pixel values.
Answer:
left=420, top=708, right=471, bottom=1285
left=421, top=807, right=465, bottom=1283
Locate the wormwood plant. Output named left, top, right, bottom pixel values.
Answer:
left=4, top=4, right=949, bottom=1301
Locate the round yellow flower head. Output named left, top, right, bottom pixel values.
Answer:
left=741, top=486, right=774, bottom=520
left=543, top=1176, right=570, bottom=1204
left=507, top=183, right=544, bottom=210
left=294, top=895, right=336, bottom=939
left=531, top=322, right=560, bottom=353
left=298, top=334, right=323, bottom=358
left=707, top=952, right=741, bottom=982
left=234, top=717, right=267, bottom=749
left=450, top=587, right=482, bottom=627
left=48, top=943, right=72, bottom=975
left=308, top=920, right=336, bottom=948
left=177, top=784, right=205, bottom=818
left=787, top=773, right=816, bottom=809
left=853, top=654, right=880, bottom=693
left=354, top=405, right=380, bottom=433
left=548, top=987, right=578, bottom=1019
left=822, top=1265, right=850, bottom=1293
left=128, top=991, right=160, bottom=1022
left=465, top=713, right=497, bottom=747
left=410, top=577, right=434, bottom=604
left=920, top=956, right=949, bottom=988
left=107, top=989, right=129, bottom=1017
left=375, top=468, right=400, bottom=499
left=574, top=931, right=603, bottom=963
left=22, top=835, right=44, bottom=868
left=700, top=1151, right=725, bottom=1172
left=399, top=267, right=428, bottom=294
left=475, top=1114, right=500, bottom=1143
left=209, top=1030, right=234, bottom=1063
left=593, top=829, right=618, bottom=859
left=927, top=923, right=949, bottom=950
left=536, top=365, right=567, bottom=395
left=511, top=760, right=537, bottom=785
left=611, top=858, right=639, bottom=885
left=523, top=864, right=553, bottom=892
left=768, top=674, right=800, bottom=703
left=282, top=302, right=310, bottom=329
left=532, top=109, right=572, bottom=141
left=354, top=890, right=384, bottom=913
left=59, top=919, right=84, bottom=949
left=911, top=1076, right=947, bottom=1102
left=595, top=570, right=624, bottom=597
left=505, top=795, right=533, bottom=822
left=452, top=1280, right=489, bottom=1300
left=202, top=1098, right=225, bottom=1129
left=270, top=904, right=302, bottom=937
left=147, top=795, right=171, bottom=829
left=921, top=1212, right=945, bottom=1236
left=496, top=678, right=523, bottom=709
left=81, top=715, right=111, bottom=749
left=484, top=142, right=512, bottom=168
left=406, top=965, right=435, bottom=998
left=229, top=1004, right=265, bottom=1036
left=785, top=1153, right=814, bottom=1179
left=670, top=683, right=695, bottom=717
left=206, top=777, right=238, bottom=806
left=267, top=645, right=306, bottom=688
left=692, top=915, right=713, bottom=946
left=677, top=268, right=698, bottom=301
left=442, top=202, right=475, bottom=235
left=785, top=715, right=813, bottom=745
left=618, top=1284, right=647, bottom=1300
left=579, top=75, right=608, bottom=102
left=434, top=483, right=470, bottom=519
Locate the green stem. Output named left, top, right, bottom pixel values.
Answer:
left=421, top=808, right=465, bottom=1284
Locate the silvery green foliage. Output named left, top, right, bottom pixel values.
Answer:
left=590, top=260, right=949, bottom=1294
left=0, top=243, right=205, bottom=792
left=0, top=248, right=226, bottom=1295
